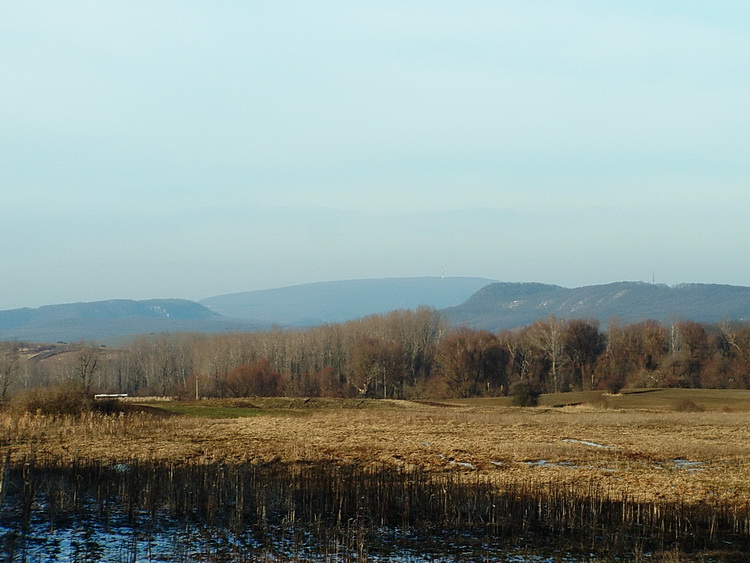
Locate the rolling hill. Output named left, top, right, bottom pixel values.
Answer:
left=199, top=277, right=496, bottom=325
left=0, top=299, right=265, bottom=343
left=3, top=279, right=750, bottom=342
left=442, top=281, right=750, bottom=331
left=0, top=278, right=495, bottom=342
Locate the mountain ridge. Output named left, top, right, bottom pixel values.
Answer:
left=2, top=278, right=750, bottom=342
left=443, top=281, right=750, bottom=330
left=0, top=277, right=495, bottom=342
left=199, top=277, right=495, bottom=325
left=0, top=299, right=265, bottom=343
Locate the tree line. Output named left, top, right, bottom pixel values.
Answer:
left=3, top=307, right=750, bottom=400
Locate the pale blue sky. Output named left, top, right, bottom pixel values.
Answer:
left=2, top=1, right=749, bottom=309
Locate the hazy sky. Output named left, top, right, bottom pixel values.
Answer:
left=2, top=1, right=749, bottom=310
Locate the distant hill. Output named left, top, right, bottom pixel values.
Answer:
left=4, top=279, right=750, bottom=343
left=0, top=299, right=265, bottom=343
left=0, top=277, right=494, bottom=342
left=443, top=282, right=750, bottom=331
left=200, top=277, right=496, bottom=325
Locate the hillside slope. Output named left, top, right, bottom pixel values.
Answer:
left=200, top=277, right=496, bottom=325
left=5, top=280, right=750, bottom=342
left=443, top=282, right=750, bottom=330
left=0, top=299, right=264, bottom=342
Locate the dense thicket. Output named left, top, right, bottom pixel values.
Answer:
left=4, top=308, right=750, bottom=399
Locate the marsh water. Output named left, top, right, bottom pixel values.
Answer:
left=1, top=458, right=748, bottom=562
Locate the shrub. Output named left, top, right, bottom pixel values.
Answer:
left=598, top=373, right=626, bottom=395
left=509, top=382, right=540, bottom=407
left=91, top=397, right=126, bottom=415
left=11, top=383, right=92, bottom=416
left=673, top=398, right=705, bottom=413
left=223, top=359, right=283, bottom=397
left=587, top=394, right=610, bottom=409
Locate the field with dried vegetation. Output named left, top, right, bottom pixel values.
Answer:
left=2, top=388, right=750, bottom=560
left=3, top=389, right=750, bottom=504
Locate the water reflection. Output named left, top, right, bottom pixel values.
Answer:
left=0, top=458, right=746, bottom=561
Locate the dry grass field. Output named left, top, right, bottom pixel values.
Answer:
left=3, top=388, right=750, bottom=509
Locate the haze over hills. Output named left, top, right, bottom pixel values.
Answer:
left=199, top=277, right=496, bottom=325
left=443, top=281, right=750, bottom=331
left=1, top=278, right=750, bottom=342
left=0, top=278, right=495, bottom=342
left=0, top=299, right=265, bottom=343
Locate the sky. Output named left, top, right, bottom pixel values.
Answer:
left=2, top=1, right=750, bottom=310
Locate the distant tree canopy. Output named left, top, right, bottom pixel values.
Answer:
left=7, top=308, right=750, bottom=400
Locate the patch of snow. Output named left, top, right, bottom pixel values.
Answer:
left=449, top=461, right=476, bottom=470
left=569, top=301, right=586, bottom=311
left=526, top=459, right=551, bottom=467
left=150, top=305, right=170, bottom=317
left=562, top=439, right=616, bottom=449
left=670, top=459, right=704, bottom=472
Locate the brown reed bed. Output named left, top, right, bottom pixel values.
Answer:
left=1, top=400, right=750, bottom=559
left=1, top=404, right=750, bottom=507
left=1, top=455, right=749, bottom=561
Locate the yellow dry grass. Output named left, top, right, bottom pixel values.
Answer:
left=2, top=400, right=749, bottom=508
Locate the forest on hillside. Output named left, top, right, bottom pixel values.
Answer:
left=2, top=306, right=750, bottom=401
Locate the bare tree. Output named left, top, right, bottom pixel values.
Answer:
left=527, top=316, right=566, bottom=392
left=350, top=337, right=408, bottom=398
left=563, top=319, right=605, bottom=390
left=76, top=345, right=100, bottom=393
left=436, top=328, right=508, bottom=397
left=223, top=358, right=282, bottom=397
left=0, top=342, right=20, bottom=401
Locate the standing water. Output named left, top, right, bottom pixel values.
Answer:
left=1, top=457, right=748, bottom=561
